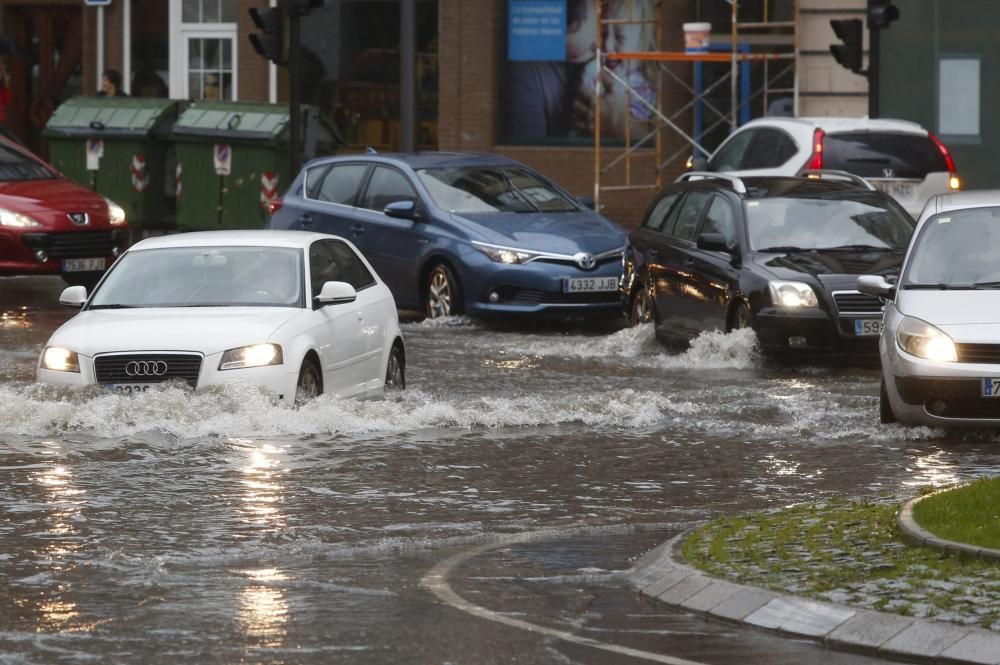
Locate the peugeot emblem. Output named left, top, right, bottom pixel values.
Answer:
left=125, top=360, right=168, bottom=377
left=68, top=212, right=90, bottom=226
left=574, top=252, right=596, bottom=270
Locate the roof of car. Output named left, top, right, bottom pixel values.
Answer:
left=921, top=190, right=1000, bottom=218
left=680, top=175, right=879, bottom=199
left=315, top=151, right=524, bottom=169
left=742, top=116, right=927, bottom=135
left=129, top=230, right=336, bottom=251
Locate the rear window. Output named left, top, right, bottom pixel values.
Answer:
left=823, top=132, right=948, bottom=179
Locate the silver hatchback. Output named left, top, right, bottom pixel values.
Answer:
left=859, top=191, right=1000, bottom=426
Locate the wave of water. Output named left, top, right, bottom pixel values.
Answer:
left=0, top=382, right=694, bottom=439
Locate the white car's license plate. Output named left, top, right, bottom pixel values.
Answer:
left=564, top=277, right=618, bottom=293
left=63, top=257, right=106, bottom=272
left=983, top=379, right=1000, bottom=398
left=854, top=319, right=882, bottom=336
left=871, top=180, right=914, bottom=198
left=105, top=384, right=153, bottom=395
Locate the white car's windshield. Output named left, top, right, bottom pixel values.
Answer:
left=416, top=166, right=578, bottom=213
left=903, top=206, right=1000, bottom=289
left=746, top=196, right=913, bottom=252
left=89, top=246, right=304, bottom=308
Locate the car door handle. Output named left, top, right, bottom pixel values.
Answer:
left=350, top=225, right=365, bottom=234
left=296, top=214, right=312, bottom=227
left=647, top=248, right=660, bottom=258
left=684, top=257, right=695, bottom=267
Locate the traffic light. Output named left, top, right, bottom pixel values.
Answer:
left=829, top=18, right=864, bottom=74
left=867, top=0, right=900, bottom=30
left=248, top=5, right=284, bottom=65
left=289, top=0, right=324, bottom=16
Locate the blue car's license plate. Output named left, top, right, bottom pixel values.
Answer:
left=563, top=277, right=618, bottom=293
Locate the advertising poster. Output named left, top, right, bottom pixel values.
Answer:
left=503, top=0, right=657, bottom=142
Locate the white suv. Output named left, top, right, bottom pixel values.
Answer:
left=691, top=117, right=960, bottom=218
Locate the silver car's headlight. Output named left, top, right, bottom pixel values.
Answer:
left=219, top=344, right=283, bottom=370
left=769, top=281, right=818, bottom=308
left=41, top=347, right=80, bottom=372
left=0, top=207, right=42, bottom=228
left=896, top=317, right=957, bottom=362
left=105, top=197, right=127, bottom=226
left=471, top=241, right=542, bottom=265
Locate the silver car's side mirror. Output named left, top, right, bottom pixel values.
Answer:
left=314, top=281, right=358, bottom=305
left=857, top=275, right=895, bottom=300
left=59, top=285, right=87, bottom=308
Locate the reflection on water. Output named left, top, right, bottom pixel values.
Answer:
left=236, top=567, right=289, bottom=647
left=903, top=450, right=962, bottom=489
left=240, top=442, right=286, bottom=530
left=0, top=306, right=31, bottom=330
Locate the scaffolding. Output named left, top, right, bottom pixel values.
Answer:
left=593, top=0, right=799, bottom=209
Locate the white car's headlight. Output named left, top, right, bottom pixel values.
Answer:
left=896, top=317, right=957, bottom=362
left=0, top=207, right=42, bottom=228
left=471, top=241, right=541, bottom=265
left=105, top=198, right=127, bottom=226
left=219, top=344, right=283, bottom=370
left=41, top=347, right=80, bottom=372
left=769, top=281, right=819, bottom=308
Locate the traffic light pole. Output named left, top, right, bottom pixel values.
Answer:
left=289, top=4, right=302, bottom=176
left=868, top=26, right=879, bottom=119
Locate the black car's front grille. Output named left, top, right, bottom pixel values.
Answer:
left=498, top=286, right=619, bottom=306
left=832, top=291, right=883, bottom=314
left=94, top=353, right=203, bottom=387
left=955, top=343, right=1000, bottom=364
left=21, top=231, right=125, bottom=259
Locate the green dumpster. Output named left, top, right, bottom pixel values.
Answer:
left=43, top=96, right=178, bottom=231
left=172, top=101, right=291, bottom=231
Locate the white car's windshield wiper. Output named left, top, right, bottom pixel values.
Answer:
left=89, top=303, right=139, bottom=309
left=972, top=281, right=1000, bottom=289
left=903, top=283, right=977, bottom=290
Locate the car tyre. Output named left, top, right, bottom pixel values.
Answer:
left=295, top=357, right=323, bottom=405
left=730, top=302, right=754, bottom=331
left=426, top=263, right=462, bottom=319
left=384, top=343, right=405, bottom=391
left=630, top=286, right=654, bottom=326
left=879, top=377, right=897, bottom=424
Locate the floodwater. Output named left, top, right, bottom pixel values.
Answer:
left=2, top=276, right=998, bottom=664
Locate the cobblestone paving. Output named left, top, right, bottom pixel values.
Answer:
left=681, top=497, right=1000, bottom=631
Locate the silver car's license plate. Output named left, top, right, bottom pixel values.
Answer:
left=854, top=319, right=882, bottom=336
left=563, top=277, right=618, bottom=293
left=63, top=257, right=106, bottom=272
left=105, top=384, right=153, bottom=395
left=983, top=379, right=1000, bottom=397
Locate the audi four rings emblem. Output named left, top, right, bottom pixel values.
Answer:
left=125, top=360, right=168, bottom=377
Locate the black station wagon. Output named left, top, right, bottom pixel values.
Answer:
left=621, top=172, right=915, bottom=359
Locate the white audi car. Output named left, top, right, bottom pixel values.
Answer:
left=36, top=230, right=405, bottom=403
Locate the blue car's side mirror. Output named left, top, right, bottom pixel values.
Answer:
left=384, top=200, right=419, bottom=220
left=576, top=196, right=595, bottom=210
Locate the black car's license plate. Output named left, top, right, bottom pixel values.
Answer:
left=854, top=319, right=882, bottom=336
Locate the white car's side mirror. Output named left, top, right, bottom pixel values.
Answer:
left=857, top=275, right=895, bottom=299
left=314, top=281, right=358, bottom=305
left=59, top=285, right=88, bottom=308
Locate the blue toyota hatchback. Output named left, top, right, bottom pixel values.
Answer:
left=267, top=152, right=627, bottom=318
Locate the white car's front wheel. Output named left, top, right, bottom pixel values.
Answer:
left=295, top=357, right=323, bottom=405
left=879, top=377, right=897, bottom=424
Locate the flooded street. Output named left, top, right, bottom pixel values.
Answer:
left=2, top=276, right=999, bottom=664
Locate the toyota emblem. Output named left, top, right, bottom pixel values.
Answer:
left=67, top=212, right=90, bottom=226
left=125, top=360, right=168, bottom=377
left=574, top=252, right=596, bottom=270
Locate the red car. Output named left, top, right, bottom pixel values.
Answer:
left=0, top=136, right=128, bottom=287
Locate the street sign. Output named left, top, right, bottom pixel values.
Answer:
left=213, top=144, right=232, bottom=176
left=84, top=0, right=112, bottom=6
left=86, top=139, right=104, bottom=171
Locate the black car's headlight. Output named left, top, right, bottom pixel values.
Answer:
left=896, top=317, right=957, bottom=362
left=768, top=281, right=818, bottom=308
left=471, top=241, right=542, bottom=265
left=41, top=347, right=80, bottom=372
left=219, top=344, right=283, bottom=370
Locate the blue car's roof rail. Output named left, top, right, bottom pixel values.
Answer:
left=676, top=172, right=747, bottom=195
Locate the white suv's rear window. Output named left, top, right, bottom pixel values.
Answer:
left=823, top=133, right=948, bottom=179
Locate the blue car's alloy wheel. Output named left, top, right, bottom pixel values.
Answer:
left=426, top=264, right=461, bottom=319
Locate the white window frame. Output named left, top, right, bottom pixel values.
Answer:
left=168, top=0, right=238, bottom=100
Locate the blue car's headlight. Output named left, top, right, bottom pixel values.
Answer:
left=471, top=241, right=542, bottom=265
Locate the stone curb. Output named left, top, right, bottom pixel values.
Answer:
left=628, top=531, right=1000, bottom=665
left=898, top=493, right=1000, bottom=562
